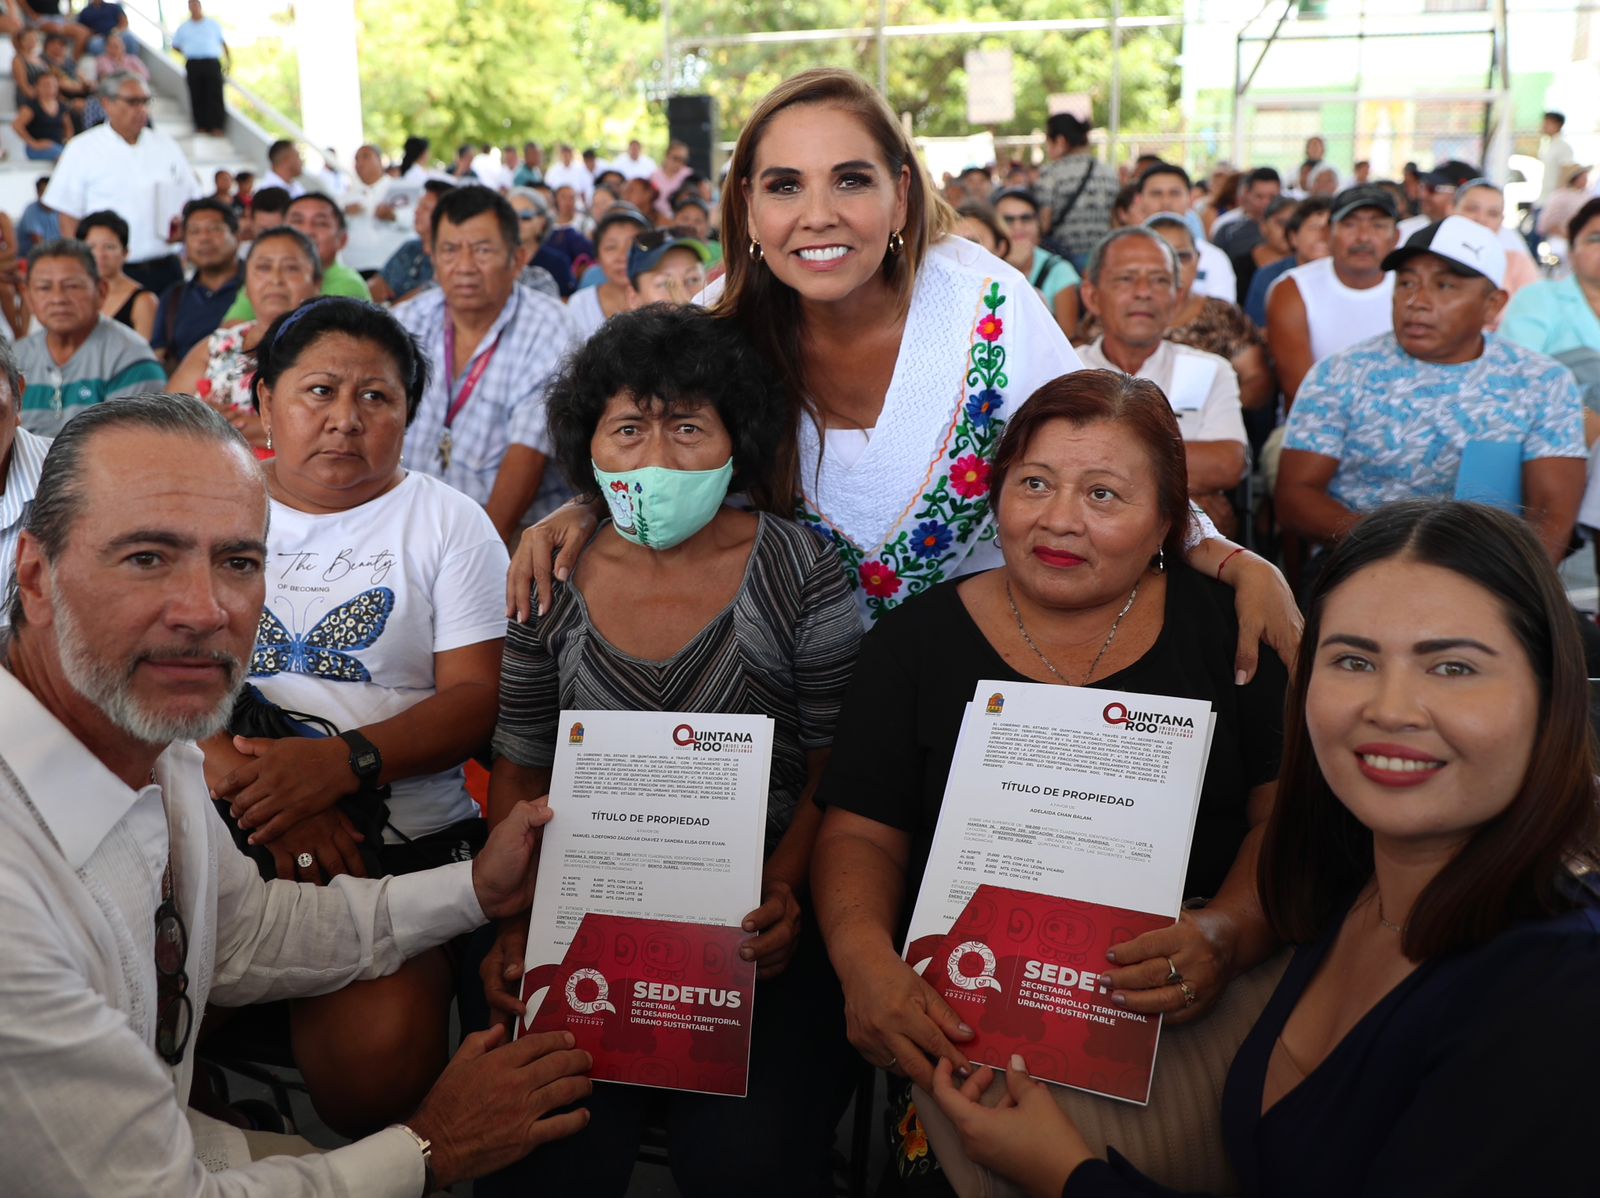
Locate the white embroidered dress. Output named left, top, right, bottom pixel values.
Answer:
left=794, top=237, right=1083, bottom=624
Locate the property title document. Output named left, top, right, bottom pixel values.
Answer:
left=903, top=681, right=1215, bottom=1103
left=522, top=710, right=772, bottom=980
left=905, top=681, right=1216, bottom=961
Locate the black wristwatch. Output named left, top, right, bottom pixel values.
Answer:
left=339, top=729, right=383, bottom=789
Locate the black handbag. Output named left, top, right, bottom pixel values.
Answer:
left=217, top=683, right=391, bottom=880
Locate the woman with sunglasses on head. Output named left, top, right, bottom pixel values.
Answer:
left=512, top=70, right=1300, bottom=684
left=200, top=297, right=511, bottom=1138
left=507, top=185, right=575, bottom=297
left=923, top=500, right=1600, bottom=1197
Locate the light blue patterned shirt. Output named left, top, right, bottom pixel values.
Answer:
left=1282, top=332, right=1586, bottom=514
left=394, top=283, right=581, bottom=519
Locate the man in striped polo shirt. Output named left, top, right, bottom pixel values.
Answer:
left=16, top=238, right=164, bottom=436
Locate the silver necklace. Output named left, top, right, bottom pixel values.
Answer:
left=1006, top=580, right=1139, bottom=686
left=1376, top=892, right=1405, bottom=934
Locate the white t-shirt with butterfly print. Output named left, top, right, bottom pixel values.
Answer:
left=250, top=470, right=511, bottom=839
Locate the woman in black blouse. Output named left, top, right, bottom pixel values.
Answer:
left=477, top=304, right=864, bottom=1198
left=813, top=369, right=1288, bottom=1188
left=12, top=69, right=71, bottom=161
left=927, top=500, right=1600, bottom=1196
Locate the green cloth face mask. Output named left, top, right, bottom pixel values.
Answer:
left=592, top=458, right=735, bottom=550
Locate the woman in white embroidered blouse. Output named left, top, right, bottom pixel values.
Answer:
left=510, top=70, right=1299, bottom=677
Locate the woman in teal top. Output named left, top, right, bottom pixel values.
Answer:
left=994, top=187, right=1080, bottom=328
left=1500, top=197, right=1600, bottom=365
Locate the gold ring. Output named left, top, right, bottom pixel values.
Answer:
left=1177, top=980, right=1197, bottom=1007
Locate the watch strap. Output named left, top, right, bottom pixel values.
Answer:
left=338, top=728, right=383, bottom=785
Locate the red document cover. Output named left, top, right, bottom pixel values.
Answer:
left=520, top=913, right=757, bottom=1097
left=916, top=885, right=1173, bottom=1104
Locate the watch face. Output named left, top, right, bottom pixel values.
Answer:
left=354, top=749, right=379, bottom=773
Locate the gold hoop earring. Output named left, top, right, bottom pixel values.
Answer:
left=888, top=228, right=905, bottom=255
left=748, top=237, right=763, bottom=261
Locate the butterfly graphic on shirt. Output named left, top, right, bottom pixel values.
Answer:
left=249, top=588, right=395, bottom=682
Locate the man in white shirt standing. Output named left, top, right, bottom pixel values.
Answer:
left=43, top=72, right=203, bottom=296
left=1539, top=111, right=1575, bottom=206
left=613, top=139, right=656, bottom=182
left=0, top=393, right=594, bottom=1196
left=1074, top=226, right=1249, bottom=528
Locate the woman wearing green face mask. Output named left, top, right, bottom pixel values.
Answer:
left=476, top=303, right=866, bottom=1198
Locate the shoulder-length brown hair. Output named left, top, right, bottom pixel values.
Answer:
left=714, top=69, right=955, bottom=500
left=1259, top=500, right=1599, bottom=961
left=988, top=369, right=1194, bottom=558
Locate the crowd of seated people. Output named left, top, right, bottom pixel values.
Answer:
left=0, top=61, right=1598, bottom=1198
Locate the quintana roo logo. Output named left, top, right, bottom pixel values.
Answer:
left=565, top=967, right=617, bottom=1015
left=947, top=940, right=1002, bottom=992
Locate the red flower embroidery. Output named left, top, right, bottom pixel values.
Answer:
left=950, top=455, right=990, bottom=498
left=859, top=560, right=902, bottom=598
left=195, top=377, right=212, bottom=400
left=976, top=314, right=1003, bottom=342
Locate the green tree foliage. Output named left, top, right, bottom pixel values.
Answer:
left=668, top=0, right=1180, bottom=141
left=232, top=0, right=665, bottom=154
left=231, top=0, right=1179, bottom=157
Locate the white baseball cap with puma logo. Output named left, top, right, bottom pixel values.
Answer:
left=1381, top=214, right=1507, bottom=288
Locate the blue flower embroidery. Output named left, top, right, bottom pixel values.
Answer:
left=965, top=388, right=1004, bottom=429
left=910, top=521, right=953, bottom=559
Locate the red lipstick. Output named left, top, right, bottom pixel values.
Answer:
left=1033, top=546, right=1086, bottom=568
left=1353, top=742, right=1446, bottom=788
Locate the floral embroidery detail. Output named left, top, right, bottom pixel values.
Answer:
left=910, top=520, right=953, bottom=559
left=965, top=386, right=1003, bottom=429
left=896, top=1102, right=929, bottom=1167
left=949, top=454, right=990, bottom=499
left=797, top=280, right=1011, bottom=621
left=859, top=560, right=902, bottom=598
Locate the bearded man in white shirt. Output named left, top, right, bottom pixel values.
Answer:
left=0, top=394, right=592, bottom=1197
